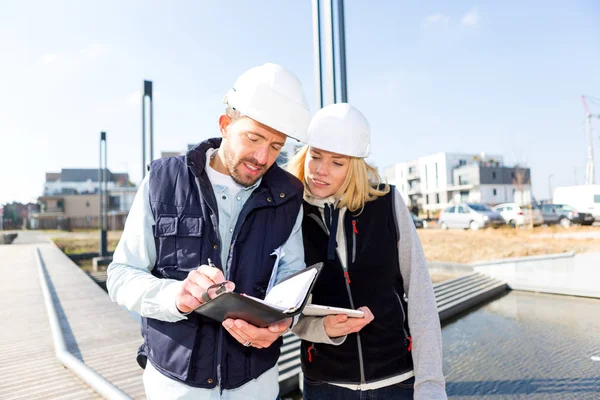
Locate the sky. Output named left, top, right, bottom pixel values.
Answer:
left=1, top=0, right=599, bottom=205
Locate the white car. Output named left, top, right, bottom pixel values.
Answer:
left=439, top=203, right=505, bottom=231
left=493, top=203, right=543, bottom=227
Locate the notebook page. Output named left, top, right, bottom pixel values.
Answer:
left=263, top=268, right=318, bottom=311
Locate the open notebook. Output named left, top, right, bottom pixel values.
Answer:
left=193, top=263, right=323, bottom=327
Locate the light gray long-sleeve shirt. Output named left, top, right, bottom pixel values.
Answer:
left=292, top=187, right=447, bottom=400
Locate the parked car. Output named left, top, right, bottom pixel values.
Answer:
left=542, top=204, right=594, bottom=227
left=439, top=203, right=505, bottom=231
left=492, top=202, right=544, bottom=227
left=411, top=213, right=424, bottom=229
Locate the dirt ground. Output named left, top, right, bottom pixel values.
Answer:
left=418, top=225, right=600, bottom=264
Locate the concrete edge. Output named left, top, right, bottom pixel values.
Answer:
left=502, top=282, right=600, bottom=300
left=469, top=251, right=576, bottom=267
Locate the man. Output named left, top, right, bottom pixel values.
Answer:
left=107, top=63, right=311, bottom=399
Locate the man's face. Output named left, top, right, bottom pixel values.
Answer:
left=219, top=116, right=287, bottom=187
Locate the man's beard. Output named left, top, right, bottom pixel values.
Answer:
left=223, top=146, right=266, bottom=187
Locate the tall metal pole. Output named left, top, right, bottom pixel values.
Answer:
left=141, top=92, right=146, bottom=180
left=337, top=0, right=348, bottom=103
left=322, top=0, right=336, bottom=105
left=312, top=0, right=324, bottom=109
left=99, top=132, right=107, bottom=257
left=149, top=85, right=154, bottom=162
left=142, top=80, right=153, bottom=180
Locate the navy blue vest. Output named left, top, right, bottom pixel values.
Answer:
left=139, top=138, right=303, bottom=389
left=300, top=189, right=414, bottom=383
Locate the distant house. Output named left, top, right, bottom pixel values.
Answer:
left=31, top=168, right=136, bottom=230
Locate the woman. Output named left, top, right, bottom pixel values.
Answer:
left=288, top=103, right=447, bottom=400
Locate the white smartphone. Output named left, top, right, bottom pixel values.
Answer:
left=302, top=304, right=365, bottom=318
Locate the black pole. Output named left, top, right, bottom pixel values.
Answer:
left=99, top=131, right=107, bottom=257
left=337, top=0, right=348, bottom=103
left=104, top=136, right=108, bottom=232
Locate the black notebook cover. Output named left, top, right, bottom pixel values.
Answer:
left=193, top=262, right=323, bottom=328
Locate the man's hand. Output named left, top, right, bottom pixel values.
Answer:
left=323, top=306, right=374, bottom=338
left=222, top=318, right=292, bottom=349
left=175, top=265, right=234, bottom=313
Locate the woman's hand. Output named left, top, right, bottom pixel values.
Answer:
left=323, top=307, right=374, bottom=338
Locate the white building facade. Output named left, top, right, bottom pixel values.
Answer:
left=384, top=152, right=532, bottom=214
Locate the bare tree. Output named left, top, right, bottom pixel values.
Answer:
left=512, top=165, right=533, bottom=229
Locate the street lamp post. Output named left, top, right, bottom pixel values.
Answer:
left=142, top=80, right=154, bottom=180
left=99, top=131, right=108, bottom=257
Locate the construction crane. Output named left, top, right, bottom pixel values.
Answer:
left=581, top=95, right=600, bottom=185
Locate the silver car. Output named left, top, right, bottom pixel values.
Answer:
left=439, top=203, right=505, bottom=231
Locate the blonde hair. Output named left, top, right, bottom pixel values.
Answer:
left=287, top=145, right=390, bottom=213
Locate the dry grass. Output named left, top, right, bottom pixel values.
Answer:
left=418, top=225, right=600, bottom=264
left=49, top=226, right=600, bottom=265
left=52, top=231, right=122, bottom=254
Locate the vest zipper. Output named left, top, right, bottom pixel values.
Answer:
left=309, top=211, right=366, bottom=383
left=349, top=217, right=366, bottom=385
left=394, top=292, right=412, bottom=351
left=194, top=177, right=224, bottom=392
left=351, top=220, right=357, bottom=264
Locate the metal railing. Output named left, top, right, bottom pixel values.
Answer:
left=35, top=247, right=132, bottom=400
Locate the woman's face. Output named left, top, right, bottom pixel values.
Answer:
left=304, top=147, right=351, bottom=198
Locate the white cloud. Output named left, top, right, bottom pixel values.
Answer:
left=41, top=53, right=58, bottom=65
left=461, top=8, right=480, bottom=27
left=423, top=13, right=450, bottom=28
left=81, top=43, right=111, bottom=59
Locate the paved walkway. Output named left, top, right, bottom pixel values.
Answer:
left=0, top=231, right=144, bottom=399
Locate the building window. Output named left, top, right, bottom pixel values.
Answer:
left=459, top=159, right=466, bottom=166
left=424, top=165, right=429, bottom=190
left=492, top=172, right=496, bottom=179
left=511, top=172, right=515, bottom=179
left=435, top=163, right=439, bottom=189
left=436, top=193, right=440, bottom=204
left=493, top=189, right=497, bottom=196
left=86, top=201, right=90, bottom=207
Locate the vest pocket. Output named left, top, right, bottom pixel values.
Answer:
left=146, top=315, right=199, bottom=381
left=154, top=215, right=205, bottom=278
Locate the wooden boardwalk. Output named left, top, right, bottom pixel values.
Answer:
left=0, top=232, right=144, bottom=399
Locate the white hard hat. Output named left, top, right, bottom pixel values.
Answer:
left=306, top=103, right=371, bottom=158
left=223, top=63, right=311, bottom=142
